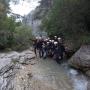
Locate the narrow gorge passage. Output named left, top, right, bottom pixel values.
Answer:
left=14, top=57, right=88, bottom=90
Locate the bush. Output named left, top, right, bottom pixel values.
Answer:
left=42, top=0, right=90, bottom=50
left=0, top=1, right=34, bottom=51
left=0, top=30, right=10, bottom=49
left=13, top=25, right=33, bottom=51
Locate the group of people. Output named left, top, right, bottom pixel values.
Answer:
left=33, top=36, right=66, bottom=64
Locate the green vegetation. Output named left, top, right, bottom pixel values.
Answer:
left=42, top=0, right=90, bottom=50
left=0, top=1, right=33, bottom=51
left=13, top=25, right=33, bottom=51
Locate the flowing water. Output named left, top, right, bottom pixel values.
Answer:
left=61, top=63, right=88, bottom=90
left=30, top=58, right=88, bottom=90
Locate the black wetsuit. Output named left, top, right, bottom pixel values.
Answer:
left=58, top=43, right=65, bottom=60
left=33, top=39, right=37, bottom=55
left=53, top=43, right=65, bottom=64
left=42, top=42, right=47, bottom=59
left=50, top=42, right=55, bottom=57
left=37, top=40, right=43, bottom=58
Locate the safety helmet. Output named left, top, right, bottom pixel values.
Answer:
left=54, top=36, right=57, bottom=38
left=36, top=37, right=39, bottom=39
left=47, top=42, right=50, bottom=44
left=47, top=37, right=50, bottom=40
left=45, top=39, right=48, bottom=41
left=51, top=40, right=54, bottom=42
left=49, top=40, right=52, bottom=42
left=58, top=37, right=61, bottom=40
left=54, top=42, right=58, bottom=45
left=39, top=37, right=42, bottom=40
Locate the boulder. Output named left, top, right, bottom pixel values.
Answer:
left=69, top=45, right=90, bottom=76
left=64, top=40, right=76, bottom=58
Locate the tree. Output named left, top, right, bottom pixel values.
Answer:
left=0, top=0, right=33, bottom=50
left=13, top=25, right=33, bottom=50
left=42, top=0, right=90, bottom=50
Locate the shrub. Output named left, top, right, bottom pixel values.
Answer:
left=13, top=25, right=33, bottom=50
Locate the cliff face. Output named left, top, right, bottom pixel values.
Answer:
left=33, top=0, right=53, bottom=20
left=39, top=0, right=53, bottom=9
left=22, top=0, right=52, bottom=37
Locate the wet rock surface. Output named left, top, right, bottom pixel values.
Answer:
left=13, top=58, right=88, bottom=90
left=14, top=59, right=73, bottom=90
left=0, top=50, right=35, bottom=90
left=0, top=49, right=89, bottom=90
left=69, top=45, right=90, bottom=76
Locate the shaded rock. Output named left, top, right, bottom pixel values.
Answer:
left=69, top=45, right=90, bottom=76
left=0, top=64, right=15, bottom=76
left=86, top=70, right=90, bottom=77
left=87, top=79, right=90, bottom=90
left=27, top=73, right=33, bottom=78
left=63, top=40, right=76, bottom=59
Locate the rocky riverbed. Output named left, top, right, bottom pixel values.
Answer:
left=0, top=49, right=89, bottom=90
left=0, top=50, right=35, bottom=90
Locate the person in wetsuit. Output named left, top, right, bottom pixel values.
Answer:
left=33, top=37, right=38, bottom=56
left=58, top=37, right=65, bottom=60
left=37, top=37, right=43, bottom=58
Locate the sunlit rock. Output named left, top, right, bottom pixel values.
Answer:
left=0, top=50, right=35, bottom=90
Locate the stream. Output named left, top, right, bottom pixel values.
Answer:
left=61, top=62, right=88, bottom=90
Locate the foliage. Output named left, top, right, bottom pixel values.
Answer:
left=42, top=0, right=90, bottom=49
left=0, top=0, right=33, bottom=50
left=0, top=0, right=9, bottom=17
left=13, top=25, right=33, bottom=50
left=0, top=16, right=16, bottom=49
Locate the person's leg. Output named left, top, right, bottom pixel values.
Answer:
left=43, top=50, right=47, bottom=59
left=39, top=49, right=41, bottom=58
left=46, top=49, right=48, bottom=58
left=56, top=57, right=59, bottom=63
left=56, top=55, right=61, bottom=64
left=40, top=48, right=43, bottom=58
left=60, top=53, right=63, bottom=60
left=41, top=48, right=44, bottom=57
left=34, top=47, right=37, bottom=57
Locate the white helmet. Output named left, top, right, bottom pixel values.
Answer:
left=58, top=37, right=61, bottom=40
left=54, top=42, right=58, bottom=45
left=51, top=40, right=54, bottom=42
left=39, top=37, right=42, bottom=40
left=47, top=37, right=50, bottom=40
left=45, top=39, right=48, bottom=41
left=36, top=37, right=39, bottom=39
left=47, top=42, right=50, bottom=44
left=54, top=36, right=57, bottom=38
left=49, top=40, right=52, bottom=42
